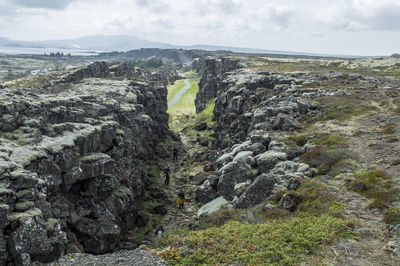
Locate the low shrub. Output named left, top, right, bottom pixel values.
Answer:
left=296, top=179, right=345, bottom=218
left=314, top=96, right=377, bottom=121
left=381, top=124, right=396, bottom=134
left=310, top=134, right=348, bottom=149
left=300, top=146, right=356, bottom=175
left=286, top=134, right=309, bottom=147
left=383, top=207, right=400, bottom=225
left=392, top=158, right=400, bottom=166
left=348, top=169, right=400, bottom=210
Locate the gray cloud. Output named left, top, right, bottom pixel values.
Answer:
left=134, top=0, right=169, bottom=13
left=267, top=6, right=293, bottom=28
left=135, top=0, right=148, bottom=7
left=10, top=0, right=77, bottom=10
left=322, top=0, right=400, bottom=32
left=360, top=5, right=400, bottom=31
left=0, top=1, right=17, bottom=15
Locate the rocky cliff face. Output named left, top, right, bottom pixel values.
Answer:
left=0, top=63, right=169, bottom=265
left=193, top=57, right=241, bottom=113
left=59, top=61, right=179, bottom=87
left=195, top=58, right=321, bottom=211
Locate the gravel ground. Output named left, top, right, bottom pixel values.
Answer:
left=38, top=249, right=168, bottom=266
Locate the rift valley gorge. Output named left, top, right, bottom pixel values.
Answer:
left=0, top=49, right=400, bottom=265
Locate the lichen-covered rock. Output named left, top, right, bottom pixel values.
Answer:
left=9, top=217, right=67, bottom=264
left=194, top=57, right=241, bottom=113
left=195, top=175, right=219, bottom=204
left=193, top=57, right=316, bottom=210
left=0, top=64, right=169, bottom=264
left=273, top=113, right=302, bottom=131
left=256, top=151, right=287, bottom=172
left=197, top=196, right=230, bottom=217
left=233, top=174, right=276, bottom=209
left=217, top=162, right=256, bottom=200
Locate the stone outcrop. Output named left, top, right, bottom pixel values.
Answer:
left=0, top=63, right=169, bottom=264
left=197, top=196, right=230, bottom=217
left=58, top=61, right=179, bottom=87
left=192, top=57, right=319, bottom=210
left=193, top=57, right=241, bottom=113
left=212, top=69, right=318, bottom=148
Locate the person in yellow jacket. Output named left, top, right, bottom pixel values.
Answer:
left=177, top=191, right=185, bottom=210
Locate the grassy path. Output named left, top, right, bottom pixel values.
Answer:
left=167, top=80, right=191, bottom=109
left=167, top=79, right=185, bottom=102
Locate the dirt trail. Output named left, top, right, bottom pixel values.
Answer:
left=136, top=133, right=207, bottom=248
left=314, top=90, right=400, bottom=265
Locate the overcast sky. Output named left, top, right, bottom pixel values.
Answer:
left=0, top=0, right=399, bottom=55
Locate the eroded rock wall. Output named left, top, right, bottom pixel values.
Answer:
left=193, top=57, right=241, bottom=113
left=0, top=65, right=169, bottom=265
left=194, top=58, right=319, bottom=212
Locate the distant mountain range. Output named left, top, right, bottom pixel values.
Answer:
left=0, top=35, right=374, bottom=58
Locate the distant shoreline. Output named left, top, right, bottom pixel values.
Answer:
left=0, top=46, right=99, bottom=56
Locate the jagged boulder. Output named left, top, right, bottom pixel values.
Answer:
left=195, top=175, right=219, bottom=204
left=273, top=113, right=302, bottom=131
left=74, top=217, right=120, bottom=254
left=197, top=196, right=230, bottom=217
left=233, top=174, right=276, bottom=209
left=217, top=162, right=256, bottom=200
left=9, top=217, right=67, bottom=265
left=256, top=151, right=287, bottom=172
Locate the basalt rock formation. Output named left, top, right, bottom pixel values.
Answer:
left=0, top=63, right=169, bottom=265
left=194, top=57, right=321, bottom=210
left=193, top=57, right=241, bottom=113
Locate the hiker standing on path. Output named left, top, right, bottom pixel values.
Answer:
left=154, top=226, right=164, bottom=238
left=173, top=147, right=178, bottom=161
left=177, top=191, right=185, bottom=210
left=164, top=165, right=170, bottom=186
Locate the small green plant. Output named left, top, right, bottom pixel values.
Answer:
left=296, top=179, right=345, bottom=218
left=310, top=134, right=348, bottom=149
left=383, top=207, right=400, bottom=225
left=392, top=158, right=400, bottom=166
left=285, top=134, right=309, bottom=147
left=195, top=99, right=215, bottom=125
left=348, top=169, right=400, bottom=209
left=381, top=124, right=396, bottom=134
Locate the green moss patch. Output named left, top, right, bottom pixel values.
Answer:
left=383, top=207, right=400, bottom=225
left=158, top=216, right=352, bottom=265
left=310, top=134, right=348, bottom=149
left=381, top=123, right=396, bottom=134
left=8, top=75, right=49, bottom=89
left=296, top=179, right=345, bottom=217
left=167, top=80, right=198, bottom=121
left=348, top=169, right=400, bottom=210
left=314, top=96, right=377, bottom=121
left=392, top=158, right=400, bottom=166
left=285, top=134, right=309, bottom=147
left=181, top=70, right=198, bottom=80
